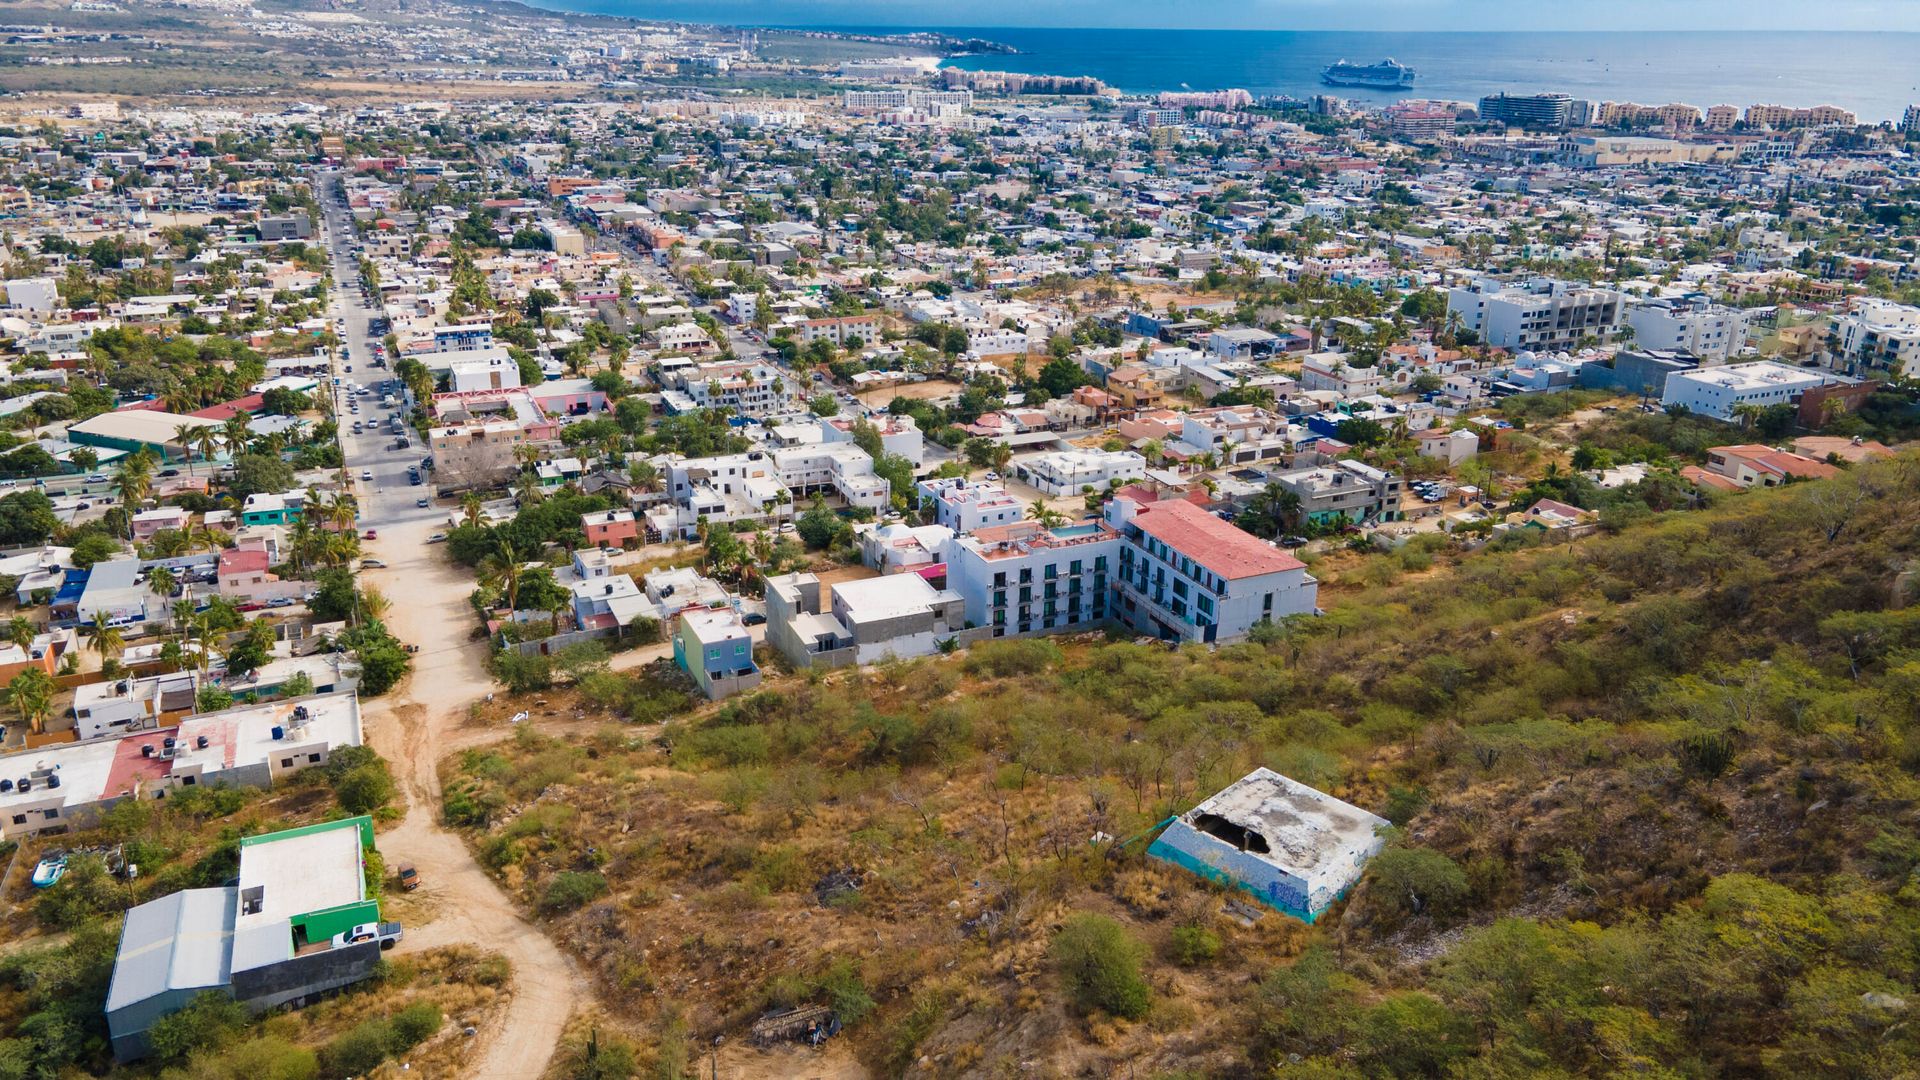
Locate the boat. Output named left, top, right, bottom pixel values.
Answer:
left=30, top=854, right=66, bottom=889
left=1321, top=58, right=1417, bottom=90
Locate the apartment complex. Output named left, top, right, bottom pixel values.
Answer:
left=1660, top=360, right=1841, bottom=421
left=1625, top=296, right=1752, bottom=362
left=1109, top=497, right=1319, bottom=645
left=946, top=518, right=1121, bottom=639
left=1447, top=277, right=1625, bottom=351
left=1826, top=298, right=1920, bottom=377
left=1477, top=92, right=1574, bottom=129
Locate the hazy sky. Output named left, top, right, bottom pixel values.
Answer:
left=539, top=0, right=1920, bottom=31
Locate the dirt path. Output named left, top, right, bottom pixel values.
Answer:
left=358, top=518, right=591, bottom=1080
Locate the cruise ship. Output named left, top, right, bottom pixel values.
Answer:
left=1320, top=58, right=1417, bottom=90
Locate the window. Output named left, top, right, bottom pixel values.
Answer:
left=10, top=814, right=23, bottom=825
left=281, top=758, right=294, bottom=768
left=45, top=808, right=57, bottom=819
left=308, top=753, right=322, bottom=763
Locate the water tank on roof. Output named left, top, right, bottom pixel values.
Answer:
left=45, top=774, right=58, bottom=789
left=16, top=779, right=27, bottom=793
left=141, top=744, right=154, bottom=758
left=0, top=779, right=12, bottom=793
left=271, top=726, right=285, bottom=740
left=196, top=735, right=209, bottom=750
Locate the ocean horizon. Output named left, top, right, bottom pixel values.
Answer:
left=520, top=7, right=1920, bottom=122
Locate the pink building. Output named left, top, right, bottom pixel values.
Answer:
left=583, top=509, right=640, bottom=549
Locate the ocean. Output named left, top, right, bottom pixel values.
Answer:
left=930, top=29, right=1920, bottom=122
left=524, top=5, right=1920, bottom=123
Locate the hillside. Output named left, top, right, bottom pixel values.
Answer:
left=449, top=454, right=1920, bottom=1079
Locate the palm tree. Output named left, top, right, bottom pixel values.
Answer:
left=459, top=491, right=485, bottom=528
left=547, top=593, right=568, bottom=635
left=222, top=413, right=252, bottom=457
left=483, top=539, right=525, bottom=614
left=148, top=567, right=176, bottom=605
left=3, top=616, right=34, bottom=650
left=3, top=667, right=54, bottom=735
left=190, top=426, right=223, bottom=471
left=82, top=612, right=125, bottom=671
left=1026, top=501, right=1067, bottom=528
left=512, top=472, right=543, bottom=507
left=113, top=464, right=152, bottom=523
left=175, top=423, right=205, bottom=476
left=629, top=461, right=662, bottom=497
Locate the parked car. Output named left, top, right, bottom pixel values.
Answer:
left=363, top=529, right=378, bottom=540
left=426, top=532, right=447, bottom=544
left=396, top=863, right=420, bottom=891
left=360, top=558, right=386, bottom=569
left=330, top=921, right=403, bottom=951
left=742, top=612, right=767, bottom=626
left=266, top=597, right=294, bottom=608
left=416, top=497, right=429, bottom=508
left=360, top=470, right=372, bottom=481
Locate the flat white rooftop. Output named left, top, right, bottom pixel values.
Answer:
left=236, top=824, right=364, bottom=930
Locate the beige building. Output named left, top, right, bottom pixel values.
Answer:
left=427, top=420, right=529, bottom=493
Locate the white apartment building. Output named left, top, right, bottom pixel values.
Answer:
left=1016, top=449, right=1147, bottom=497
left=946, top=519, right=1122, bottom=638
left=1660, top=361, right=1838, bottom=421
left=1172, top=406, right=1294, bottom=465
left=1827, top=298, right=1920, bottom=378
left=1625, top=297, right=1752, bottom=363
left=449, top=352, right=522, bottom=392
left=916, top=477, right=1025, bottom=534
left=661, top=360, right=785, bottom=417
left=773, top=443, right=889, bottom=510
left=820, top=413, right=924, bottom=465
left=966, top=326, right=1032, bottom=357
left=1107, top=496, right=1319, bottom=645
left=1447, top=277, right=1625, bottom=351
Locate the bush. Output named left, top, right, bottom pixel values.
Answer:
left=320, top=1019, right=393, bottom=1078
left=388, top=1001, right=443, bottom=1050
left=1168, top=924, right=1222, bottom=967
left=1367, top=848, right=1470, bottom=921
left=145, top=990, right=248, bottom=1062
left=541, top=871, right=609, bottom=913
left=963, top=638, right=1063, bottom=678
left=1052, top=913, right=1152, bottom=1018
left=332, top=762, right=396, bottom=814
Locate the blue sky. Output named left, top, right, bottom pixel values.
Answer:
left=535, top=0, right=1920, bottom=31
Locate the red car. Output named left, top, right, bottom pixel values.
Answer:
left=237, top=601, right=266, bottom=612
left=363, top=529, right=377, bottom=540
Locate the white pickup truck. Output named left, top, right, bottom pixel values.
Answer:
left=331, top=921, right=403, bottom=951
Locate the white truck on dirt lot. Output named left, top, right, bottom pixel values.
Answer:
left=331, top=922, right=404, bottom=951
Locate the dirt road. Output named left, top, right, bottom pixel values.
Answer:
left=359, top=517, right=590, bottom=1080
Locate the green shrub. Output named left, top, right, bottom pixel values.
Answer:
left=1168, top=924, right=1222, bottom=967
left=388, top=1001, right=443, bottom=1050
left=145, top=990, right=248, bottom=1062
left=320, top=1019, right=393, bottom=1077
left=1367, top=848, right=1470, bottom=921
left=541, top=871, right=609, bottom=913
left=1052, top=913, right=1152, bottom=1018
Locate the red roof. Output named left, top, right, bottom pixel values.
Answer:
left=218, top=549, right=270, bottom=576
left=191, top=393, right=263, bottom=421
left=1130, top=499, right=1304, bottom=580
